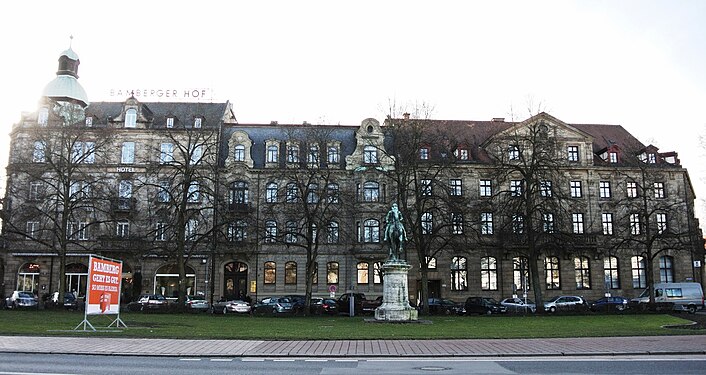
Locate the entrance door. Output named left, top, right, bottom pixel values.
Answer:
left=223, top=262, right=248, bottom=301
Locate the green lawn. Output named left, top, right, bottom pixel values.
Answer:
left=0, top=310, right=699, bottom=340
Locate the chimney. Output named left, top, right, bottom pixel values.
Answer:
left=403, top=112, right=410, bottom=120
left=491, top=117, right=505, bottom=122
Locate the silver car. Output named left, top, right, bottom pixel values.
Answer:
left=5, top=291, right=39, bottom=309
left=500, top=297, right=536, bottom=313
left=212, top=299, right=251, bottom=314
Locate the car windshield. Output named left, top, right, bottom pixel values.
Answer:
left=638, top=289, right=649, bottom=298
left=278, top=298, right=291, bottom=303
left=483, top=298, right=499, bottom=304
left=547, top=296, right=560, bottom=302
left=18, top=292, right=34, bottom=298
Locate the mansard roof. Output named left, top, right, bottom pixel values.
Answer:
left=84, top=101, right=231, bottom=128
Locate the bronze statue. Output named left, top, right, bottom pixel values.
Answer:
left=384, top=203, right=407, bottom=261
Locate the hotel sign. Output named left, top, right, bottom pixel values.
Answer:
left=109, top=88, right=213, bottom=101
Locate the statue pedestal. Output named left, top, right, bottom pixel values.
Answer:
left=374, top=260, right=418, bottom=321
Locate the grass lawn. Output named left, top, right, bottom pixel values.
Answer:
left=0, top=310, right=701, bottom=340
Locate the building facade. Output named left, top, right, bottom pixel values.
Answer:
left=1, top=48, right=704, bottom=307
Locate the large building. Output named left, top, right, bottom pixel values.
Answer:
left=1, top=48, right=704, bottom=307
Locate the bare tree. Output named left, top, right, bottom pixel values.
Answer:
left=257, top=125, right=355, bottom=315
left=139, top=121, right=219, bottom=310
left=4, top=100, right=115, bottom=300
left=382, top=104, right=475, bottom=315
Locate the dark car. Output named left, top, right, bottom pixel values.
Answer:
left=252, top=297, right=294, bottom=316
left=464, top=297, right=507, bottom=315
left=283, top=295, right=307, bottom=314
left=52, top=292, right=81, bottom=310
left=590, top=296, right=629, bottom=312
left=310, top=297, right=338, bottom=315
left=427, top=298, right=464, bottom=315
left=126, top=294, right=169, bottom=312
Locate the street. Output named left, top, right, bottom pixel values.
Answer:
left=1, top=353, right=705, bottom=375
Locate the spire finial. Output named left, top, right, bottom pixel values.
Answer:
left=69, top=35, right=74, bottom=48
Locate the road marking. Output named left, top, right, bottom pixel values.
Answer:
left=241, top=358, right=265, bottom=362
left=210, top=358, right=233, bottom=362
left=178, top=358, right=201, bottom=361
left=304, top=359, right=328, bottom=362
left=335, top=359, right=359, bottom=362
left=273, top=359, right=295, bottom=362
left=0, top=373, right=78, bottom=375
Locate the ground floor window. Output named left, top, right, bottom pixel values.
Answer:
left=574, top=256, right=591, bottom=289
left=327, top=262, right=339, bottom=284
left=154, top=264, right=196, bottom=297
left=450, top=256, right=468, bottom=291
left=285, top=261, right=297, bottom=284
left=17, top=263, right=40, bottom=292
left=357, top=262, right=369, bottom=284
left=545, top=256, right=561, bottom=290
left=480, top=256, right=497, bottom=291
left=603, top=256, right=620, bottom=289
left=631, top=256, right=646, bottom=289
left=65, top=263, right=88, bottom=298
left=264, top=261, right=276, bottom=284
left=513, top=257, right=530, bottom=292
left=659, top=255, right=674, bottom=283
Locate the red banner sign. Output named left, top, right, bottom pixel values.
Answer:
left=86, top=256, right=122, bottom=315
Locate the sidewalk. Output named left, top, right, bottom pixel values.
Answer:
left=1, top=335, right=705, bottom=357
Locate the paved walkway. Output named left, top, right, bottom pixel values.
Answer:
left=1, top=335, right=705, bottom=357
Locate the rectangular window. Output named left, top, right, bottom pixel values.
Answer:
left=451, top=213, right=463, bottom=235
left=656, top=213, right=668, bottom=234
left=626, top=182, right=638, bottom=198
left=479, top=179, right=492, bottom=197
left=567, top=145, right=579, bottom=162
left=29, top=181, right=43, bottom=200
left=166, top=117, right=174, bottom=128
left=187, top=181, right=200, bottom=203
left=158, top=180, right=170, bottom=202
left=540, top=180, right=552, bottom=197
left=512, top=215, right=524, bottom=234
left=421, top=179, right=432, bottom=196
left=601, top=213, right=613, bottom=235
left=155, top=222, right=167, bottom=241
left=116, top=221, right=130, bottom=237
left=287, top=145, right=299, bottom=163
left=33, top=141, right=46, bottom=163
left=543, top=213, right=554, bottom=233
left=574, top=257, right=591, bottom=290
left=570, top=181, right=582, bottom=198
left=630, top=213, right=641, bottom=235
left=654, top=182, right=665, bottom=199
left=609, top=152, right=618, bottom=163
left=604, top=256, right=620, bottom=289
left=190, top=145, right=202, bottom=165
left=449, top=179, right=462, bottom=196
left=357, top=262, right=369, bottom=284
left=327, top=262, right=339, bottom=284
left=26, top=221, right=40, bottom=238
left=631, top=256, right=646, bottom=288
left=363, top=146, right=378, bottom=164
left=599, top=181, right=611, bottom=198
left=160, top=143, right=174, bottom=163
left=85, top=117, right=93, bottom=126
left=194, top=118, right=202, bottom=128
left=545, top=257, right=561, bottom=290
left=421, top=212, right=433, bottom=235
left=266, top=145, right=279, bottom=163
left=307, top=146, right=319, bottom=167
left=572, top=213, right=584, bottom=234
left=481, top=212, right=493, bottom=235
left=508, top=144, right=520, bottom=160
left=121, top=142, right=135, bottom=164
left=480, top=257, right=498, bottom=291
left=510, top=180, right=523, bottom=196
left=419, top=147, right=430, bottom=160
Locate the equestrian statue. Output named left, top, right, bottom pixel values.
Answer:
left=384, top=203, right=408, bottom=261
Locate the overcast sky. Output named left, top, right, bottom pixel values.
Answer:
left=2, top=0, right=706, bottom=220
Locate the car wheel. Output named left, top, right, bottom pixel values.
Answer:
left=222, top=306, right=228, bottom=315
left=549, top=306, right=556, bottom=313
left=687, top=305, right=697, bottom=314
left=139, top=305, right=145, bottom=312
left=616, top=304, right=625, bottom=312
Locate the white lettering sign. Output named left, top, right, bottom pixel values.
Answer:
left=109, top=88, right=213, bottom=101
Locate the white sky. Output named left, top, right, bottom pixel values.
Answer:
left=2, top=0, right=706, bottom=222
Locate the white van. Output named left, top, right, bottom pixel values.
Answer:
left=631, top=282, right=704, bottom=313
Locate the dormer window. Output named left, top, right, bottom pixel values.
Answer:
left=287, top=144, right=300, bottom=163
left=363, top=145, right=378, bottom=164
left=609, top=152, right=618, bottom=163
left=234, top=145, right=245, bottom=162
left=38, top=107, right=49, bottom=126
left=266, top=145, right=279, bottom=163
left=194, top=117, right=202, bottom=128
left=647, top=153, right=656, bottom=164
left=454, top=147, right=469, bottom=160
left=327, top=145, right=340, bottom=165
left=125, top=109, right=137, bottom=128
left=419, top=146, right=430, bottom=160
left=85, top=117, right=93, bottom=127
left=166, top=117, right=174, bottom=128
left=567, top=145, right=579, bottom=162
left=508, top=144, right=520, bottom=160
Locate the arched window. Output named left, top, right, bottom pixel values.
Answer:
left=451, top=256, right=468, bottom=291
left=285, top=262, right=297, bottom=284
left=327, top=183, right=339, bottom=203
left=659, top=255, right=674, bottom=283
left=545, top=256, right=560, bottom=290
left=574, top=256, right=591, bottom=290
left=234, top=144, right=245, bottom=162
left=16, top=263, right=40, bottom=292
left=264, top=262, right=276, bottom=284
left=265, top=220, right=277, bottom=243
left=265, top=182, right=278, bottom=203
left=480, top=256, right=497, bottom=291
left=357, top=262, right=369, bottom=284
left=306, top=183, right=319, bottom=203
left=363, top=181, right=379, bottom=202
left=38, top=107, right=49, bottom=126
left=33, top=141, right=46, bottom=163
left=327, top=262, right=339, bottom=284
left=363, top=145, right=378, bottom=164
left=65, top=263, right=88, bottom=298
left=285, top=182, right=299, bottom=203
left=155, top=264, right=196, bottom=297
left=631, top=255, right=646, bottom=288
left=285, top=221, right=297, bottom=243
left=604, top=256, right=620, bottom=289
left=363, top=219, right=380, bottom=243
left=373, top=262, right=383, bottom=284
left=513, top=257, right=530, bottom=292
left=124, top=108, right=137, bottom=128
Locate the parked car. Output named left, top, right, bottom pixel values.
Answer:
left=630, top=282, right=704, bottom=313
left=126, top=294, right=169, bottom=312
left=5, top=291, right=39, bottom=309
left=252, top=297, right=294, bottom=316
left=51, top=292, right=81, bottom=310
left=337, top=293, right=382, bottom=315
left=500, top=297, right=536, bottom=313
left=426, top=298, right=464, bottom=315
left=310, top=297, right=338, bottom=315
left=543, top=295, right=587, bottom=313
left=283, top=294, right=307, bottom=314
left=185, top=295, right=210, bottom=312
left=590, top=296, right=629, bottom=312
left=464, top=297, right=507, bottom=315
left=211, top=299, right=252, bottom=314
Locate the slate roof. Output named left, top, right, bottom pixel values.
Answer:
left=84, top=101, right=230, bottom=129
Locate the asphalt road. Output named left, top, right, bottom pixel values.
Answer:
left=1, top=353, right=705, bottom=375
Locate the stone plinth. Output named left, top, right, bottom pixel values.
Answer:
left=374, top=260, right=418, bottom=321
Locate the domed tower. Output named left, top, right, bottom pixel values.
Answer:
left=41, top=37, right=89, bottom=108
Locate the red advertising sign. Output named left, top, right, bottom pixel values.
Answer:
left=86, top=256, right=122, bottom=315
